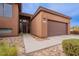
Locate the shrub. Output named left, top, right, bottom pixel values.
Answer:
left=0, top=41, right=17, bottom=56
left=71, top=31, right=79, bottom=34
left=62, top=39, right=79, bottom=56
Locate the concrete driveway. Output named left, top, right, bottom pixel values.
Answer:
left=23, top=34, right=79, bottom=53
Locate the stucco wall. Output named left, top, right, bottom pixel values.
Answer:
left=31, top=11, right=70, bottom=38
left=42, top=12, right=70, bottom=23
left=0, top=4, right=19, bottom=36
left=31, top=12, right=43, bottom=37
left=42, top=12, right=70, bottom=37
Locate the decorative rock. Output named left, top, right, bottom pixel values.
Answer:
left=0, top=35, right=25, bottom=56
left=27, top=44, right=65, bottom=56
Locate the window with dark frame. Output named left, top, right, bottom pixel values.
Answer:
left=0, top=28, right=12, bottom=34
left=0, top=3, right=3, bottom=16
left=0, top=3, right=12, bottom=18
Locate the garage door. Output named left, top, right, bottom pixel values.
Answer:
left=47, top=20, right=67, bottom=36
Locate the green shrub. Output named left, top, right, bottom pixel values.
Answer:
left=0, top=41, right=17, bottom=56
left=62, top=39, right=79, bottom=56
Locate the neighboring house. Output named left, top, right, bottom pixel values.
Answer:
left=0, top=3, right=20, bottom=36
left=31, top=6, right=70, bottom=38
left=0, top=3, right=70, bottom=37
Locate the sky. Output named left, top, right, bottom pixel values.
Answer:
left=22, top=3, right=79, bottom=27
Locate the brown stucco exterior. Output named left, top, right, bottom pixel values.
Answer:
left=0, top=4, right=19, bottom=36
left=0, top=4, right=70, bottom=37
left=31, top=12, right=43, bottom=37
left=31, top=6, right=70, bottom=38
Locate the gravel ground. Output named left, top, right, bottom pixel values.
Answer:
left=23, top=34, right=79, bottom=54
left=0, top=35, right=25, bottom=56
left=0, top=34, right=65, bottom=56
left=0, top=34, right=79, bottom=56
left=26, top=44, right=65, bottom=56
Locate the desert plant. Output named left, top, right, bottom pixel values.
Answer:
left=71, top=31, right=79, bottom=34
left=71, top=26, right=79, bottom=31
left=62, top=39, right=79, bottom=56
left=71, top=26, right=79, bottom=34
left=0, top=41, right=17, bottom=56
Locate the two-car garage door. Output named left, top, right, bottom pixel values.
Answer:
left=47, top=20, right=67, bottom=36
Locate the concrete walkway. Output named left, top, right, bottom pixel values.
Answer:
left=23, top=34, right=79, bottom=53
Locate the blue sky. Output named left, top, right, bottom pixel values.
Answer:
left=22, top=3, right=79, bottom=27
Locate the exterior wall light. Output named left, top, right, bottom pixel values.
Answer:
left=43, top=20, right=47, bottom=23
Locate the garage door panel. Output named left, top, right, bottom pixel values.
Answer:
left=48, top=20, right=67, bottom=36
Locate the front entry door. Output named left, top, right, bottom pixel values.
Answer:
left=20, top=19, right=29, bottom=33
left=22, top=21, right=26, bottom=33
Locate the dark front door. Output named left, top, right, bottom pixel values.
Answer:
left=20, top=19, right=29, bottom=33
left=47, top=20, right=67, bottom=36
left=22, top=22, right=26, bottom=33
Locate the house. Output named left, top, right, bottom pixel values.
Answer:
left=0, top=3, right=70, bottom=37
left=0, top=3, right=33, bottom=36
left=0, top=3, right=20, bottom=36
left=31, top=6, right=70, bottom=38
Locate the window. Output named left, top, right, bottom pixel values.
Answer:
left=0, top=3, right=12, bottom=17
left=0, top=3, right=3, bottom=16
left=4, top=4, right=12, bottom=17
left=0, top=28, right=12, bottom=34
